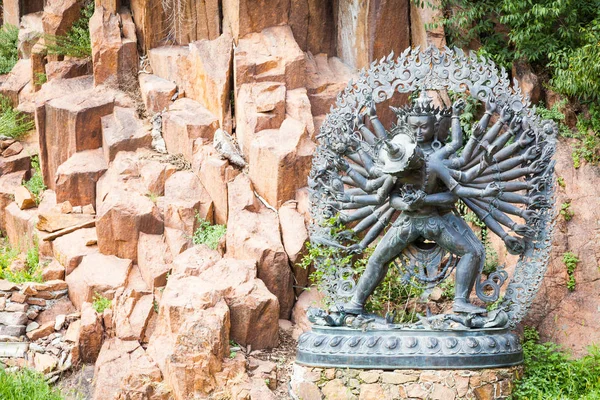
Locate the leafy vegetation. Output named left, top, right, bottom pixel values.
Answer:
left=45, top=0, right=93, bottom=58
left=92, top=293, right=112, bottom=314
left=0, top=95, right=35, bottom=139
left=572, top=103, right=600, bottom=168
left=563, top=252, right=579, bottom=292
left=192, top=216, right=226, bottom=250
left=560, top=202, right=574, bottom=222
left=0, top=367, right=64, bottom=400
left=0, top=238, right=43, bottom=284
left=34, top=72, right=47, bottom=87
left=511, top=327, right=600, bottom=399
left=0, top=24, right=19, bottom=75
left=24, top=156, right=47, bottom=205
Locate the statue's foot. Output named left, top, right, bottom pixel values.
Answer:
left=331, top=300, right=365, bottom=315
left=453, top=300, right=487, bottom=315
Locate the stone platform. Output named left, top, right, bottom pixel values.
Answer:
left=290, top=364, right=522, bottom=399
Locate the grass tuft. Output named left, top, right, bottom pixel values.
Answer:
left=0, top=95, right=35, bottom=139
left=24, top=156, right=46, bottom=205
left=0, top=25, right=19, bottom=75
left=0, top=367, right=64, bottom=400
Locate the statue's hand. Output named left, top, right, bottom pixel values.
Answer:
left=403, top=189, right=426, bottom=210
left=504, top=235, right=525, bottom=255
left=335, top=158, right=350, bottom=172
left=500, top=105, right=514, bottom=123
left=482, top=182, right=502, bottom=197
left=524, top=146, right=541, bottom=161
left=336, top=192, right=351, bottom=202
left=518, top=129, right=535, bottom=147
left=509, top=116, right=523, bottom=131
left=345, top=243, right=364, bottom=254
left=485, top=95, right=497, bottom=113
left=452, top=98, right=466, bottom=116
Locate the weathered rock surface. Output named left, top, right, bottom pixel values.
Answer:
left=101, top=107, right=152, bottom=163
left=93, top=338, right=168, bottom=400
left=3, top=0, right=44, bottom=26
left=226, top=174, right=295, bottom=318
left=0, top=59, right=31, bottom=106
left=197, top=153, right=239, bottom=225
left=139, top=73, right=176, bottom=114
left=14, top=186, right=36, bottom=210
left=4, top=202, right=38, bottom=252
left=65, top=253, right=132, bottom=310
left=137, top=233, right=172, bottom=289
left=42, top=0, right=81, bottom=37
left=249, top=117, right=315, bottom=207
left=335, top=0, right=410, bottom=69
left=163, top=170, right=214, bottom=235
left=235, top=81, right=286, bottom=155
left=305, top=53, right=355, bottom=116
left=18, top=12, right=44, bottom=59
left=79, top=302, right=103, bottom=363
left=55, top=148, right=107, bottom=207
left=162, top=98, right=219, bottom=162
left=90, top=6, right=138, bottom=86
left=289, top=0, right=336, bottom=55
left=40, top=87, right=114, bottom=189
left=223, top=0, right=289, bottom=40
left=129, top=0, right=165, bottom=52
left=525, top=139, right=600, bottom=356
left=113, top=287, right=154, bottom=342
left=279, top=201, right=310, bottom=294
left=96, top=152, right=164, bottom=261
left=234, top=26, right=305, bottom=91
left=45, top=59, right=92, bottom=81
left=0, top=171, right=26, bottom=233
left=147, top=274, right=230, bottom=398
left=53, top=227, right=99, bottom=275
left=187, top=33, right=233, bottom=128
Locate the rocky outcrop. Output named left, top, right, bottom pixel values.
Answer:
left=89, top=6, right=138, bottom=87
left=335, top=0, right=410, bottom=69
left=55, top=148, right=107, bottom=207
left=226, top=174, right=295, bottom=319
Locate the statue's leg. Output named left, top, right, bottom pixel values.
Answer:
left=343, top=223, right=418, bottom=314
left=433, top=213, right=486, bottom=314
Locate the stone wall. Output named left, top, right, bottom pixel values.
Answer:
left=290, top=364, right=522, bottom=400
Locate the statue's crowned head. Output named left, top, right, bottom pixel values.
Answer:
left=393, top=90, right=451, bottom=146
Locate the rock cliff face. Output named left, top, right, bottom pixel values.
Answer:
left=0, top=0, right=598, bottom=397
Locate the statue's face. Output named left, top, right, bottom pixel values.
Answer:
left=407, top=116, right=435, bottom=143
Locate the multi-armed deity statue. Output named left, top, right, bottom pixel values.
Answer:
left=298, top=47, right=557, bottom=369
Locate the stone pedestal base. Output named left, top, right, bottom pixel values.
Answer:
left=290, top=364, right=522, bottom=400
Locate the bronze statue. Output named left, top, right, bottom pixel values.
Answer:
left=329, top=91, right=543, bottom=315
left=299, top=47, right=556, bottom=369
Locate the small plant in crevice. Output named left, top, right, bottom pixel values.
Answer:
left=560, top=202, right=574, bottom=222
left=24, top=155, right=46, bottom=205
left=556, top=176, right=565, bottom=188
left=0, top=24, right=19, bottom=75
left=572, top=103, right=600, bottom=168
left=92, top=292, right=112, bottom=314
left=563, top=252, right=579, bottom=292
left=146, top=191, right=159, bottom=203
left=0, top=95, right=35, bottom=139
left=192, top=215, right=226, bottom=250
left=34, top=72, right=47, bottom=87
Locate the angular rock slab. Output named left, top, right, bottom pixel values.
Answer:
left=55, top=148, right=107, bottom=207
left=65, top=253, right=132, bottom=310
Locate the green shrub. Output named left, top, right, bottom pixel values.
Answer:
left=563, top=252, right=579, bottom=292
left=2, top=240, right=43, bottom=284
left=560, top=202, right=574, bottom=222
left=34, top=72, right=47, bottom=87
left=0, top=367, right=64, bottom=400
left=0, top=24, right=19, bottom=75
left=92, top=293, right=112, bottom=313
left=192, top=216, right=226, bottom=250
left=24, top=156, right=46, bottom=205
left=572, top=103, right=600, bottom=168
left=0, top=240, right=18, bottom=271
left=511, top=327, right=600, bottom=399
left=0, top=95, right=35, bottom=139
left=45, top=0, right=93, bottom=58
